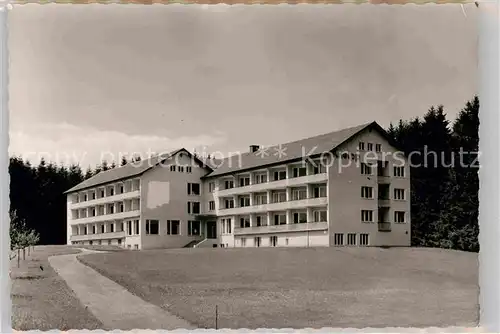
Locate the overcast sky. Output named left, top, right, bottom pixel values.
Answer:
left=8, top=4, right=477, bottom=169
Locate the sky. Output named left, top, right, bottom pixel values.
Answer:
left=8, top=4, right=478, bottom=169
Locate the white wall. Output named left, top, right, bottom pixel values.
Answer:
left=140, top=151, right=212, bottom=249
left=328, top=128, right=411, bottom=247
left=234, top=231, right=329, bottom=248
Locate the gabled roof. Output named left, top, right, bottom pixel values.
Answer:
left=203, top=121, right=393, bottom=178
left=64, top=148, right=210, bottom=194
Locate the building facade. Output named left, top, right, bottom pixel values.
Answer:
left=66, top=121, right=411, bottom=250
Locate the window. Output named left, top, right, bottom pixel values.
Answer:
left=313, top=210, right=327, bottom=222
left=274, top=214, right=286, bottom=225
left=101, top=225, right=105, bottom=233
left=167, top=220, right=180, bottom=235
left=292, top=167, right=307, bottom=178
left=108, top=240, right=112, bottom=245
left=135, top=220, right=139, bottom=235
left=91, top=192, right=96, bottom=200
left=239, top=197, right=251, bottom=207
left=256, top=216, right=263, bottom=227
left=108, top=204, right=114, bottom=214
left=254, top=237, right=261, bottom=247
left=170, top=165, right=176, bottom=172
left=239, top=177, right=250, bottom=187
left=119, top=203, right=124, bottom=212
left=84, top=226, right=88, bottom=235
left=100, top=190, right=105, bottom=197
left=188, top=221, right=201, bottom=236
left=360, top=233, right=369, bottom=246
left=270, top=236, right=278, bottom=247
left=186, top=166, right=192, bottom=173
left=224, top=180, right=234, bottom=189
left=361, top=163, right=372, bottom=175
left=227, top=218, right=232, bottom=233
left=187, top=202, right=200, bottom=214
left=241, top=238, right=246, bottom=247
left=394, top=188, right=405, bottom=200
left=312, top=162, right=326, bottom=174
left=334, top=234, right=344, bottom=246
left=254, top=193, right=267, bottom=205
left=375, top=144, right=382, bottom=152
left=272, top=192, right=287, bottom=203
left=273, top=170, right=287, bottom=181
left=394, top=166, right=405, bottom=177
left=110, top=188, right=114, bottom=196
left=187, top=183, right=200, bottom=195
left=292, top=188, right=307, bottom=201
left=92, top=208, right=96, bottom=217
left=89, top=240, right=93, bottom=245
left=358, top=142, right=365, bottom=150
left=286, top=238, right=289, bottom=246
left=367, top=143, right=373, bottom=151
left=178, top=166, right=184, bottom=172
left=361, top=186, right=374, bottom=199
left=313, top=185, right=327, bottom=198
left=134, top=245, right=139, bottom=250
left=209, top=201, right=215, bottom=211
left=209, top=182, right=215, bottom=192
left=92, top=225, right=96, bottom=234
left=347, top=233, right=356, bottom=246
left=110, top=223, right=114, bottom=233
left=119, top=185, right=124, bottom=194
left=84, top=194, right=88, bottom=201
left=146, top=220, right=159, bottom=235
left=254, top=174, right=267, bottom=184
left=240, top=217, right=250, bottom=228
left=394, top=211, right=406, bottom=223
left=224, top=199, right=234, bottom=209
left=221, top=218, right=232, bottom=234
left=293, top=212, right=307, bottom=224
left=118, top=238, right=122, bottom=245
left=361, top=210, right=373, bottom=222
left=127, top=221, right=132, bottom=235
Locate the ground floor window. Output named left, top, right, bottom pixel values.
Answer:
left=347, top=233, right=356, bottom=246
left=254, top=237, right=261, bottom=247
left=134, top=244, right=139, bottom=250
left=188, top=220, right=201, bottom=236
left=334, top=233, right=344, bottom=246
left=241, top=238, right=246, bottom=247
left=146, top=220, right=160, bottom=235
left=167, top=220, right=180, bottom=235
left=135, top=220, right=140, bottom=235
left=359, top=233, right=369, bottom=246
left=270, top=236, right=278, bottom=247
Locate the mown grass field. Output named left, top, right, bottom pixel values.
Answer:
left=11, top=245, right=102, bottom=331
left=79, top=246, right=479, bottom=329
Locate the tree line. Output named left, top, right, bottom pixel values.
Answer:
left=9, top=96, right=479, bottom=251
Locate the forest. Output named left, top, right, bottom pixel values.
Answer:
left=9, top=96, right=479, bottom=251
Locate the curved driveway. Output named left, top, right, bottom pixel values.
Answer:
left=48, top=248, right=195, bottom=330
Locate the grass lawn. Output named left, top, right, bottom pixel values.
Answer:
left=11, top=245, right=103, bottom=331
left=79, top=246, right=479, bottom=329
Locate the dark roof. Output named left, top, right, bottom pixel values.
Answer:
left=64, top=148, right=209, bottom=194
left=203, top=121, right=393, bottom=178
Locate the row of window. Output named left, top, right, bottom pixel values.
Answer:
left=144, top=219, right=201, bottom=236
left=360, top=163, right=405, bottom=178
left=220, top=210, right=328, bottom=234
left=358, top=142, right=382, bottom=153
left=74, top=181, right=140, bottom=203
left=334, top=233, right=370, bottom=246
left=169, top=165, right=193, bottom=173
left=361, top=210, right=406, bottom=223
left=213, top=165, right=327, bottom=192
left=361, top=186, right=406, bottom=200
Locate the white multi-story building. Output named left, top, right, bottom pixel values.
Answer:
left=65, top=121, right=411, bottom=250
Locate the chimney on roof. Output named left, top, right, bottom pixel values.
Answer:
left=249, top=145, right=260, bottom=153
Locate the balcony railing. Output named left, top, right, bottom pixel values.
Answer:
left=70, top=190, right=141, bottom=209
left=216, top=172, right=327, bottom=197
left=234, top=221, right=328, bottom=235
left=378, top=199, right=390, bottom=207
left=218, top=195, right=328, bottom=216
left=377, top=175, right=391, bottom=184
left=70, top=231, right=126, bottom=241
left=378, top=222, right=391, bottom=232
left=71, top=210, right=140, bottom=225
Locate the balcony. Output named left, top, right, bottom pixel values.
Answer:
left=378, top=222, right=391, bottom=232
left=378, top=199, right=390, bottom=207
left=71, top=210, right=140, bottom=225
left=234, top=221, right=328, bottom=236
left=377, top=175, right=391, bottom=184
left=219, top=196, right=328, bottom=216
left=70, top=190, right=141, bottom=209
left=70, top=231, right=126, bottom=241
left=216, top=173, right=327, bottom=197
